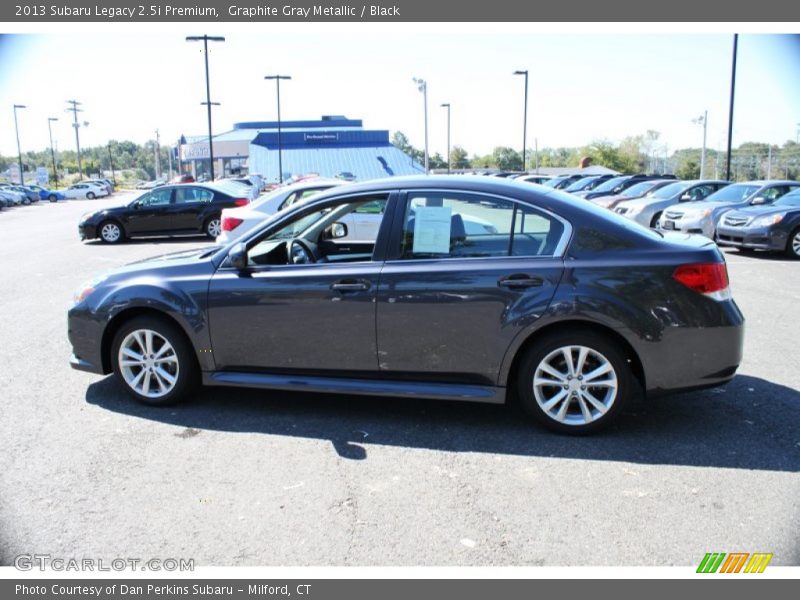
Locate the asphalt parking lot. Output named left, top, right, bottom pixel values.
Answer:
left=0, top=192, right=798, bottom=567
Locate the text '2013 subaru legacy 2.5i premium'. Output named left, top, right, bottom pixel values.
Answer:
left=68, top=176, right=745, bottom=434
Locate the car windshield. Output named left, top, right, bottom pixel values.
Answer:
left=622, top=181, right=660, bottom=197
left=650, top=182, right=693, bottom=199
left=542, top=176, right=569, bottom=188
left=564, top=177, right=598, bottom=192
left=773, top=191, right=800, bottom=207
left=699, top=183, right=760, bottom=202
left=592, top=176, right=629, bottom=193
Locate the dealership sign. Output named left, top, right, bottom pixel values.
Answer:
left=181, top=143, right=211, bottom=160
left=304, top=133, right=338, bottom=143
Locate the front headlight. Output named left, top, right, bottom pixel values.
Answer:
left=751, top=214, right=784, bottom=227
left=72, top=274, right=108, bottom=305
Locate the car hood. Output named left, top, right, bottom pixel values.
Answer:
left=664, top=201, right=732, bottom=215
left=725, top=205, right=793, bottom=218
left=82, top=204, right=133, bottom=220
left=617, top=196, right=665, bottom=209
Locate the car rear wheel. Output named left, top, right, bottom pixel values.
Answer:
left=87, top=192, right=95, bottom=199
left=205, top=215, right=222, bottom=238
left=786, top=228, right=800, bottom=260
left=516, top=331, right=632, bottom=434
left=111, top=316, right=197, bottom=406
left=49, top=194, right=57, bottom=202
left=99, top=220, right=124, bottom=244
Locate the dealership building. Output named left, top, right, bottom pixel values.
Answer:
left=178, top=115, right=423, bottom=182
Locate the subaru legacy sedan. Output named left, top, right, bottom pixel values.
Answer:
left=68, top=176, right=744, bottom=434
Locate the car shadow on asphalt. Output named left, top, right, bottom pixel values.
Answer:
left=85, top=373, right=800, bottom=471
left=83, top=237, right=214, bottom=247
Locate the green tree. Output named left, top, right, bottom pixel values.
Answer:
left=492, top=146, right=522, bottom=170
left=450, top=146, right=470, bottom=169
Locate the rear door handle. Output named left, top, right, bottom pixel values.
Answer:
left=331, top=279, right=371, bottom=292
left=497, top=274, right=544, bottom=289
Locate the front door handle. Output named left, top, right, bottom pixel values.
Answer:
left=497, top=274, right=544, bottom=289
left=331, top=279, right=371, bottom=292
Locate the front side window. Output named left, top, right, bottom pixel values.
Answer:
left=140, top=188, right=172, bottom=207
left=399, top=192, right=564, bottom=260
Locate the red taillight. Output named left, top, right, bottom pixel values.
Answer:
left=222, top=216, right=243, bottom=232
left=672, top=262, right=730, bottom=299
left=233, top=198, right=249, bottom=207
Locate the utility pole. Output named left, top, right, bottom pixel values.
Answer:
left=767, top=145, right=772, bottom=179
left=107, top=142, right=117, bottom=186
left=66, top=100, right=84, bottom=180
left=265, top=75, right=291, bottom=183
left=725, top=34, right=738, bottom=181
left=154, top=128, right=161, bottom=179
left=413, top=78, right=429, bottom=174
left=48, top=117, right=59, bottom=188
left=534, top=137, right=539, bottom=173
left=693, top=111, right=708, bottom=179
left=186, top=35, right=225, bottom=181
left=13, top=104, right=26, bottom=185
left=440, top=103, right=451, bottom=174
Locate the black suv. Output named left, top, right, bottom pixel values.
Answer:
left=78, top=182, right=251, bottom=243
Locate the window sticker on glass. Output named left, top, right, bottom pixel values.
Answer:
left=412, top=206, right=452, bottom=254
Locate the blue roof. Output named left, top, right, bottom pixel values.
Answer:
left=249, top=144, right=424, bottom=182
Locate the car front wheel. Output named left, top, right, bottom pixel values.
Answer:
left=516, top=331, right=632, bottom=434
left=49, top=194, right=57, bottom=202
left=87, top=192, right=95, bottom=199
left=99, top=220, right=124, bottom=244
left=111, top=316, right=197, bottom=406
left=787, top=228, right=800, bottom=260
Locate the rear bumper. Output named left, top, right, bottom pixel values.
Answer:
left=640, top=300, right=745, bottom=394
left=715, top=225, right=786, bottom=251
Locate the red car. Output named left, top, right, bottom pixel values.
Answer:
left=171, top=173, right=195, bottom=184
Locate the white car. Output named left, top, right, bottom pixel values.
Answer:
left=218, top=178, right=345, bottom=243
left=63, top=182, right=109, bottom=199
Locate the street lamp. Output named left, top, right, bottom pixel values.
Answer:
left=440, top=103, right=451, bottom=174
left=725, top=34, right=738, bottom=181
left=13, top=104, right=26, bottom=185
left=692, top=110, right=708, bottom=179
left=186, top=34, right=225, bottom=181
left=264, top=75, right=291, bottom=184
left=413, top=77, right=429, bottom=174
left=513, top=70, right=529, bottom=172
left=48, top=117, right=59, bottom=189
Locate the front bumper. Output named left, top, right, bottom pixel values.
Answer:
left=78, top=222, right=97, bottom=241
left=657, top=214, right=714, bottom=238
left=715, top=225, right=787, bottom=251
left=68, top=306, right=108, bottom=375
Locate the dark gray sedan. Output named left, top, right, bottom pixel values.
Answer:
left=68, top=176, right=744, bottom=434
left=716, top=188, right=800, bottom=258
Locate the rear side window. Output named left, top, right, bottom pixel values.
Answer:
left=175, top=187, right=214, bottom=204
left=400, top=192, right=565, bottom=260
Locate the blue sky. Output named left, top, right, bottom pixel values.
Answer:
left=0, top=31, right=798, bottom=158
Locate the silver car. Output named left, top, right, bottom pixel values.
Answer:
left=656, top=180, right=800, bottom=238
left=615, top=180, right=730, bottom=228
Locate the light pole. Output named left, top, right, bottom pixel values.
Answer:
left=413, top=77, right=429, bottom=174
left=693, top=110, right=708, bottom=179
left=513, top=70, right=529, bottom=172
left=440, top=103, right=451, bottom=174
left=186, top=35, right=225, bottom=181
left=725, top=34, right=738, bottom=181
left=154, top=128, right=161, bottom=179
left=264, top=75, right=291, bottom=184
left=48, top=117, right=59, bottom=189
left=13, top=104, right=26, bottom=185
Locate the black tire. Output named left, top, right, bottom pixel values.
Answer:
left=204, top=214, right=222, bottom=239
left=516, top=331, right=633, bottom=435
left=99, top=220, right=125, bottom=244
left=48, top=194, right=57, bottom=202
left=786, top=227, right=800, bottom=260
left=650, top=212, right=662, bottom=228
left=111, top=315, right=198, bottom=406
left=87, top=192, right=95, bottom=199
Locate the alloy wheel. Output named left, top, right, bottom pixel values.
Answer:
left=532, top=345, right=619, bottom=426
left=117, top=329, right=180, bottom=399
left=207, top=218, right=221, bottom=238
left=101, top=223, right=121, bottom=243
left=792, top=231, right=800, bottom=258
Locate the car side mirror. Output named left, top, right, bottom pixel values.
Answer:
left=750, top=196, right=767, bottom=205
left=324, top=222, right=348, bottom=240
left=228, top=242, right=248, bottom=270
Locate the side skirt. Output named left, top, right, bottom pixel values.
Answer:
left=203, top=371, right=506, bottom=404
